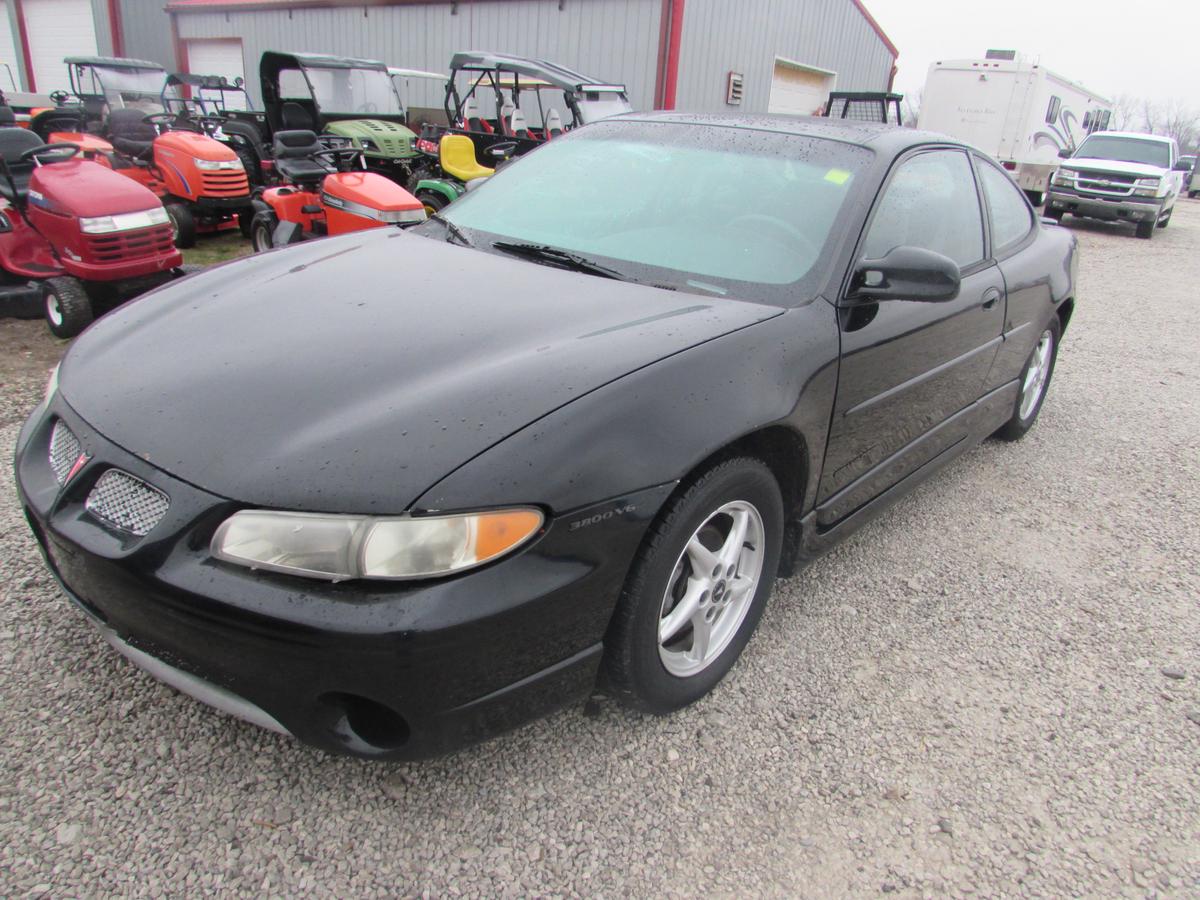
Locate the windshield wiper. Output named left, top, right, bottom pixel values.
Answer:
left=428, top=213, right=473, bottom=247
left=491, top=241, right=632, bottom=281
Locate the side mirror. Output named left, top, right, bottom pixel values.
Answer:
left=1173, top=159, right=1191, bottom=171
left=847, top=246, right=962, bottom=304
left=1058, top=147, right=1072, bottom=159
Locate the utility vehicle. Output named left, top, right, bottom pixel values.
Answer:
left=248, top=131, right=424, bottom=251
left=0, top=126, right=183, bottom=337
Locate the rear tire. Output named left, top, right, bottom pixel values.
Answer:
left=251, top=212, right=278, bottom=253
left=237, top=208, right=255, bottom=238
left=1044, top=208, right=1064, bottom=222
left=1025, top=189, right=1044, bottom=206
left=43, top=277, right=93, bottom=339
left=416, top=189, right=449, bottom=216
left=602, top=457, right=784, bottom=714
left=165, top=202, right=196, bottom=248
left=1135, top=218, right=1155, bottom=239
left=994, top=316, right=1061, bottom=441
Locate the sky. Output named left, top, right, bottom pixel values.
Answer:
left=865, top=0, right=1200, bottom=109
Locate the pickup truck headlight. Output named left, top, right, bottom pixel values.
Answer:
left=212, top=508, right=543, bottom=581
left=1051, top=169, right=1076, bottom=187
left=194, top=158, right=244, bottom=171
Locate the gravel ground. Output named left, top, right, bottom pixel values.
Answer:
left=1, top=203, right=1198, bottom=898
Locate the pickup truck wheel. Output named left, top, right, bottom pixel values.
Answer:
left=1156, top=209, right=1172, bottom=229
left=43, top=277, right=93, bottom=339
left=1044, top=208, right=1064, bottom=222
left=602, top=457, right=783, bottom=714
left=994, top=317, right=1061, bottom=442
left=1189, top=191, right=1199, bottom=199
left=1135, top=219, right=1155, bottom=239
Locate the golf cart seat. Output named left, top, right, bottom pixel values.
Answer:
left=107, top=108, right=156, bottom=160
left=461, top=96, right=492, bottom=133
left=509, top=107, right=536, bottom=141
left=281, top=102, right=314, bottom=131
left=499, top=100, right=516, bottom=136
left=0, top=128, right=45, bottom=201
left=544, top=108, right=564, bottom=138
left=272, top=129, right=329, bottom=184
left=439, top=134, right=493, bottom=182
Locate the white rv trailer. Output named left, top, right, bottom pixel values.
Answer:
left=917, top=51, right=1112, bottom=204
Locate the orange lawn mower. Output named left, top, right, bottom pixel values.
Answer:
left=31, top=57, right=254, bottom=248
left=249, top=131, right=426, bottom=252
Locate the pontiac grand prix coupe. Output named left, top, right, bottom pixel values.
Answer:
left=16, top=114, right=1077, bottom=759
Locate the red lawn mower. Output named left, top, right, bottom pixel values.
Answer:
left=0, top=124, right=186, bottom=338
left=249, top=131, right=425, bottom=252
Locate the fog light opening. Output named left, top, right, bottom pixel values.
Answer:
left=321, top=692, right=410, bottom=750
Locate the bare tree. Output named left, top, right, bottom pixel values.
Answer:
left=1106, top=94, right=1200, bottom=151
left=900, top=88, right=922, bottom=127
left=1109, top=94, right=1139, bottom=131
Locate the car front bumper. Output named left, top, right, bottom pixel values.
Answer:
left=16, top=398, right=672, bottom=759
left=1046, top=187, right=1163, bottom=223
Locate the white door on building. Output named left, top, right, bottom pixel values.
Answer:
left=186, top=39, right=247, bottom=109
left=0, top=0, right=20, bottom=92
left=23, top=0, right=98, bottom=93
left=767, top=59, right=835, bottom=117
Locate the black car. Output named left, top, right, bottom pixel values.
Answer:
left=15, top=114, right=1077, bottom=759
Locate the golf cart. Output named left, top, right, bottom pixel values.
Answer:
left=410, top=52, right=631, bottom=211
left=33, top=57, right=253, bottom=246
left=259, top=51, right=424, bottom=185
left=388, top=67, right=449, bottom=132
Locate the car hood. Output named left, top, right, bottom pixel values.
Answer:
left=1063, top=157, right=1168, bottom=178
left=60, top=230, right=783, bottom=514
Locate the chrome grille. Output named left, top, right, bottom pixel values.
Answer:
left=48, top=420, right=83, bottom=484
left=85, top=469, right=169, bottom=536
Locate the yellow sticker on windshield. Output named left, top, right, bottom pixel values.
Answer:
left=824, top=168, right=852, bottom=185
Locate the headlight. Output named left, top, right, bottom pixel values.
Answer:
left=1135, top=177, right=1160, bottom=187
left=79, top=207, right=171, bottom=234
left=359, top=138, right=378, bottom=151
left=1133, top=187, right=1159, bottom=197
left=211, top=507, right=544, bottom=581
left=1050, top=169, right=1076, bottom=187
left=194, top=158, right=244, bottom=171
left=44, top=364, right=59, bottom=403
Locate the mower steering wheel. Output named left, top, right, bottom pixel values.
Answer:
left=143, top=113, right=178, bottom=129
left=312, top=147, right=364, bottom=172
left=48, top=90, right=71, bottom=106
left=21, top=143, right=81, bottom=163
left=486, top=141, right=519, bottom=161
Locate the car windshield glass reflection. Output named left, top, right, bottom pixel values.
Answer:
left=433, top=122, right=870, bottom=300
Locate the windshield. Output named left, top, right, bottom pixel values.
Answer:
left=78, top=65, right=172, bottom=113
left=302, top=65, right=402, bottom=116
left=430, top=121, right=870, bottom=302
left=1075, top=135, right=1171, bottom=167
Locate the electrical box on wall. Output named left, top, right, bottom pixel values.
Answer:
left=726, top=71, right=744, bottom=106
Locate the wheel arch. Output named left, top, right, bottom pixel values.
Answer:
left=1057, top=297, right=1075, bottom=336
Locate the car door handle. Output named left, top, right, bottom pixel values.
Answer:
left=981, top=288, right=1002, bottom=310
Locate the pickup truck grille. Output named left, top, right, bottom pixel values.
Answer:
left=1075, top=171, right=1137, bottom=196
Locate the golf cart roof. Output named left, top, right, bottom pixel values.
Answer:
left=168, top=72, right=244, bottom=90
left=388, top=68, right=446, bottom=82
left=448, top=51, right=626, bottom=94
left=65, top=56, right=165, bottom=72
left=261, top=51, right=389, bottom=75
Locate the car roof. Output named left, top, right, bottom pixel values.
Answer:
left=613, top=111, right=969, bottom=152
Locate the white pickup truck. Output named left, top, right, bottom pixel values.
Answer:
left=1045, top=131, right=1187, bottom=238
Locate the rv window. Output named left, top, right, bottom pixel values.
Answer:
left=1046, top=96, right=1061, bottom=125
left=1083, top=111, right=1093, bottom=131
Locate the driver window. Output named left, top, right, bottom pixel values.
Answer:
left=278, top=70, right=312, bottom=100
left=863, top=149, right=984, bottom=268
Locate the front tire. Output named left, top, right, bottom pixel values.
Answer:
left=165, top=201, right=196, bottom=249
left=43, top=277, right=93, bottom=339
left=1156, top=208, right=1172, bottom=229
left=416, top=189, right=449, bottom=216
left=603, top=457, right=783, bottom=714
left=994, top=316, right=1061, bottom=441
left=251, top=212, right=278, bottom=253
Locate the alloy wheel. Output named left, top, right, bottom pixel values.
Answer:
left=1020, top=329, right=1054, bottom=420
left=658, top=500, right=765, bottom=677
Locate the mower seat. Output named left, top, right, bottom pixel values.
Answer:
left=107, top=108, right=156, bottom=160
left=0, top=107, right=16, bottom=127
left=0, top=128, right=44, bottom=202
left=272, top=129, right=329, bottom=184
left=544, top=108, right=564, bottom=138
left=439, top=134, right=493, bottom=182
left=281, top=102, right=314, bottom=131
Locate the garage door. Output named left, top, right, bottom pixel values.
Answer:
left=23, top=0, right=97, bottom=92
left=767, top=60, right=835, bottom=117
left=186, top=40, right=247, bottom=109
left=0, top=1, right=20, bottom=91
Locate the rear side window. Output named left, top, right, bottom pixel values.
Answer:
left=863, top=149, right=984, bottom=268
left=977, top=161, right=1034, bottom=252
